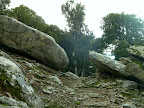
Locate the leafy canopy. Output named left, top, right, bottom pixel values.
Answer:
left=61, top=0, right=85, bottom=34
left=101, top=13, right=144, bottom=59
left=101, top=13, right=144, bottom=45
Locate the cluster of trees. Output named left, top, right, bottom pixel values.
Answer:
left=1, top=0, right=144, bottom=76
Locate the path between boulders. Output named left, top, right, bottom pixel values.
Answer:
left=66, top=76, right=140, bottom=108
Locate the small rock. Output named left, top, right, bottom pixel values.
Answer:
left=41, top=86, right=54, bottom=94
left=141, top=92, right=144, bottom=96
left=49, top=76, right=63, bottom=86
left=78, top=94, right=89, bottom=101
left=64, top=86, right=75, bottom=94
left=118, top=94, right=123, bottom=98
left=116, top=79, right=123, bottom=84
left=95, top=84, right=101, bottom=88
left=122, top=80, right=138, bottom=90
left=85, top=78, right=98, bottom=86
left=87, top=93, right=100, bottom=98
left=70, top=92, right=76, bottom=95
left=123, top=104, right=136, bottom=108
left=64, top=72, right=79, bottom=79
left=101, top=83, right=110, bottom=88
left=119, top=57, right=132, bottom=65
left=114, top=98, right=123, bottom=104
left=5, top=92, right=12, bottom=98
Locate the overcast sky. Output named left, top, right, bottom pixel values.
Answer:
left=9, top=0, right=144, bottom=38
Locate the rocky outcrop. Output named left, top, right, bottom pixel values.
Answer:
left=0, top=15, right=69, bottom=69
left=125, top=63, right=144, bottom=84
left=0, top=51, right=44, bottom=108
left=89, top=51, right=130, bottom=77
left=89, top=51, right=144, bottom=85
left=127, top=45, right=144, bottom=70
left=127, top=46, right=144, bottom=58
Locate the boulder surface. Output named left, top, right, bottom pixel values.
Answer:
left=127, top=46, right=144, bottom=59
left=0, top=52, right=44, bottom=108
left=0, top=15, right=69, bottom=69
left=89, top=51, right=144, bottom=85
left=89, top=51, right=130, bottom=77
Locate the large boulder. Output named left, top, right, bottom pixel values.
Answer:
left=127, top=46, right=144, bottom=58
left=0, top=52, right=44, bottom=108
left=127, top=45, right=144, bottom=70
left=89, top=51, right=130, bottom=77
left=0, top=15, right=69, bottom=69
left=89, top=51, right=144, bottom=85
left=125, top=63, right=144, bottom=85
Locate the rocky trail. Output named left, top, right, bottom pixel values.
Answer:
left=1, top=50, right=144, bottom=108
left=0, top=51, right=144, bottom=108
left=66, top=73, right=144, bottom=108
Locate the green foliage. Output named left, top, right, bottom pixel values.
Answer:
left=92, top=38, right=106, bottom=53
left=8, top=5, right=46, bottom=32
left=8, top=5, right=64, bottom=44
left=0, top=0, right=10, bottom=10
left=44, top=24, right=64, bottom=44
left=0, top=0, right=10, bottom=15
left=75, top=101, right=80, bottom=105
left=61, top=0, right=85, bottom=35
left=113, top=40, right=130, bottom=60
left=101, top=13, right=144, bottom=59
left=101, top=13, right=144, bottom=45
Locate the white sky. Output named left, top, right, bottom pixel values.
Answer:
left=9, top=0, right=144, bottom=38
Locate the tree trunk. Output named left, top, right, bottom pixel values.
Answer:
left=81, top=59, right=85, bottom=77
left=74, top=60, right=78, bottom=75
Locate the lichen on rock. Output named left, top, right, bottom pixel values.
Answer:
left=0, top=15, right=69, bottom=69
left=0, top=53, right=44, bottom=108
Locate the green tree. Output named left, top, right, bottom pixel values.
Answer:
left=61, top=0, right=94, bottom=76
left=0, top=0, right=10, bottom=15
left=44, top=24, right=64, bottom=44
left=92, top=38, right=106, bottom=53
left=8, top=5, right=46, bottom=32
left=113, top=40, right=130, bottom=60
left=101, top=13, right=144, bottom=59
left=8, top=5, right=64, bottom=44
left=61, top=0, right=85, bottom=41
